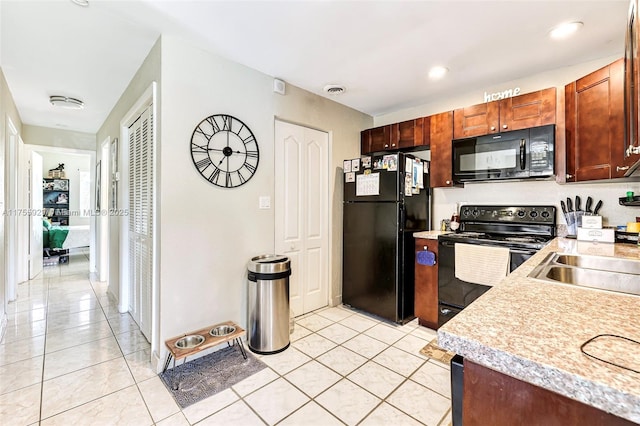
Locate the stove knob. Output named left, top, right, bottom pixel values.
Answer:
left=541, top=211, right=550, bottom=218
left=462, top=209, right=471, bottom=217
left=529, top=211, right=538, bottom=218
left=472, top=209, right=479, bottom=217
left=517, top=210, right=526, bottom=218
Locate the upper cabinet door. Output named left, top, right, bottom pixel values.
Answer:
left=393, top=118, right=425, bottom=149
left=369, top=125, right=392, bottom=152
left=499, top=87, right=556, bottom=132
left=430, top=111, right=455, bottom=188
left=360, top=129, right=372, bottom=154
left=453, top=101, right=500, bottom=139
left=565, top=59, right=625, bottom=182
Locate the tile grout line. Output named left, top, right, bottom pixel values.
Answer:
left=238, top=310, right=443, bottom=425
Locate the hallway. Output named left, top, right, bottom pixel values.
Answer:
left=1, top=250, right=453, bottom=425
left=1, top=249, right=159, bottom=424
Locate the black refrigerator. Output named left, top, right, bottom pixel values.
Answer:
left=342, top=152, right=431, bottom=324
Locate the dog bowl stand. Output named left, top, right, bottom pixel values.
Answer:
left=163, top=321, right=247, bottom=389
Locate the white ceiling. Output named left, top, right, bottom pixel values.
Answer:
left=0, top=0, right=630, bottom=135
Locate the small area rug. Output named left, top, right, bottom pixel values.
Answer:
left=159, top=345, right=266, bottom=409
left=420, top=338, right=456, bottom=365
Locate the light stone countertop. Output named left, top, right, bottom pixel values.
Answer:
left=437, top=238, right=640, bottom=423
left=413, top=230, right=451, bottom=240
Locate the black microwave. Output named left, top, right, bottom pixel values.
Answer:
left=452, top=125, right=555, bottom=183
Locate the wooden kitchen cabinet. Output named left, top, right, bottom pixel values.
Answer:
left=565, top=58, right=634, bottom=181
left=361, top=125, right=392, bottom=154
left=453, top=87, right=556, bottom=139
left=463, top=360, right=636, bottom=426
left=391, top=117, right=429, bottom=149
left=429, top=111, right=456, bottom=188
left=361, top=119, right=429, bottom=154
left=414, top=238, right=439, bottom=329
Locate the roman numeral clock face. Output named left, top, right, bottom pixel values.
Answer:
left=190, top=114, right=259, bottom=188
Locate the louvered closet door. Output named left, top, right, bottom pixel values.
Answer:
left=128, top=106, right=153, bottom=340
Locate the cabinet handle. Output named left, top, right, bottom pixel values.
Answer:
left=391, top=143, right=396, bottom=147
left=490, top=126, right=496, bottom=131
left=503, top=124, right=508, bottom=129
left=566, top=174, right=574, bottom=179
left=445, top=180, right=451, bottom=185
left=616, top=165, right=630, bottom=172
left=440, top=307, right=452, bottom=315
left=384, top=144, right=389, bottom=148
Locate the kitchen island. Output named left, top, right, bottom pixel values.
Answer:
left=437, top=237, right=640, bottom=424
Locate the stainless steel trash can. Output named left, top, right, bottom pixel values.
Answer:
left=247, top=254, right=291, bottom=354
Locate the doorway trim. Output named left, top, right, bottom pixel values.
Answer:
left=98, top=138, right=110, bottom=282
left=5, top=116, right=18, bottom=302
left=119, top=81, right=159, bottom=368
left=18, top=144, right=96, bottom=278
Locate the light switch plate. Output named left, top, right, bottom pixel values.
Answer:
left=259, top=196, right=271, bottom=209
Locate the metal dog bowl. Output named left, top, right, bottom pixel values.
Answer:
left=210, top=325, right=236, bottom=337
left=174, top=334, right=205, bottom=349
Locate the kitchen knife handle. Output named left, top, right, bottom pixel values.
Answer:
left=593, top=200, right=603, bottom=215
left=575, top=195, right=581, bottom=211
left=585, top=197, right=593, bottom=213
left=566, top=197, right=573, bottom=211
left=561, top=200, right=567, bottom=214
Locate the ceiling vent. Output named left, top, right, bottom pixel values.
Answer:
left=49, top=95, right=84, bottom=110
left=323, top=85, right=346, bottom=95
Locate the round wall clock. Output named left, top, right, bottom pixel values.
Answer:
left=190, top=114, right=259, bottom=188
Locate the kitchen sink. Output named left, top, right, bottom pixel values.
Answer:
left=553, top=254, right=640, bottom=275
left=528, top=253, right=640, bottom=296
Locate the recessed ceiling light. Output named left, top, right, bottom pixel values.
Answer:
left=70, top=0, right=89, bottom=6
left=50, top=96, right=84, bottom=110
left=323, top=84, right=346, bottom=95
left=428, top=66, right=448, bottom=80
left=549, top=21, right=583, bottom=40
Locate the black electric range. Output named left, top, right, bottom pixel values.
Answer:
left=437, top=205, right=556, bottom=326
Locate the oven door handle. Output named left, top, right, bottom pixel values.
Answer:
left=509, top=247, right=537, bottom=256
left=439, top=240, right=457, bottom=247
left=519, top=138, right=526, bottom=170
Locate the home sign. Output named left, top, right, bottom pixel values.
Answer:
left=483, top=87, right=521, bottom=103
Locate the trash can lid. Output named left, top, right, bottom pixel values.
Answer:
left=248, top=254, right=290, bottom=274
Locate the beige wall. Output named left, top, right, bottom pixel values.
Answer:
left=155, top=36, right=370, bottom=362
left=0, top=67, right=23, bottom=337
left=22, top=125, right=95, bottom=151
left=373, top=54, right=640, bottom=229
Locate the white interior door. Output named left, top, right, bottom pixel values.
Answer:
left=127, top=106, right=153, bottom=340
left=275, top=120, right=329, bottom=317
left=29, top=151, right=43, bottom=279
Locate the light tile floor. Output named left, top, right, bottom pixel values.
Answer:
left=0, top=249, right=453, bottom=425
